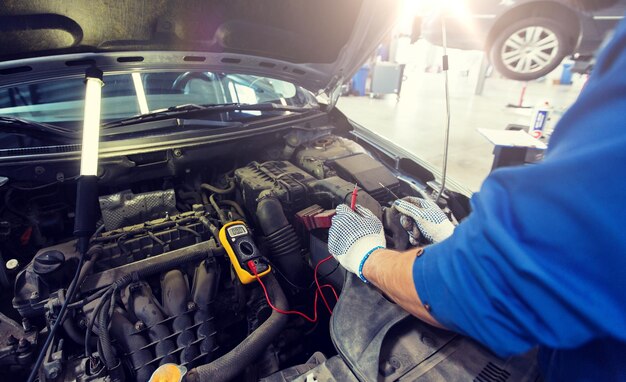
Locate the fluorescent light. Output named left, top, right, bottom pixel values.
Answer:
left=79, top=75, right=104, bottom=176
left=132, top=72, right=150, bottom=114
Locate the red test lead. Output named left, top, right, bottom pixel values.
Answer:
left=248, top=257, right=338, bottom=323
left=350, top=183, right=358, bottom=211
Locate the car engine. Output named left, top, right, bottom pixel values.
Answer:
left=0, top=132, right=417, bottom=381
left=0, top=124, right=541, bottom=382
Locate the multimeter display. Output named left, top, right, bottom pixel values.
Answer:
left=219, top=221, right=271, bottom=284
left=227, top=225, right=248, bottom=238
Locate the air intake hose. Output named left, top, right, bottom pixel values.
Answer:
left=255, top=197, right=311, bottom=287
left=185, top=274, right=288, bottom=382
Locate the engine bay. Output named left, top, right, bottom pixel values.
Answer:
left=0, top=122, right=536, bottom=381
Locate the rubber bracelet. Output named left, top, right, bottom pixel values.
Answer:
left=358, top=246, right=384, bottom=283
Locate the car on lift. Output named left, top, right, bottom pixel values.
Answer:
left=0, top=1, right=539, bottom=382
left=421, top=0, right=625, bottom=81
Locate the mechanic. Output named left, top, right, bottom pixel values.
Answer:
left=328, top=1, right=626, bottom=380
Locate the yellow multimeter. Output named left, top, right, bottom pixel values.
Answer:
left=219, top=221, right=271, bottom=284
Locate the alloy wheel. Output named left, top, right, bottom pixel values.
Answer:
left=500, top=26, right=560, bottom=75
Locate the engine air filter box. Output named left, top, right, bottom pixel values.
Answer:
left=330, top=153, right=400, bottom=203
left=234, top=161, right=315, bottom=215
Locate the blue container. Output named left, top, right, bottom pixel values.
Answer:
left=560, top=63, right=573, bottom=85
left=351, top=66, right=369, bottom=96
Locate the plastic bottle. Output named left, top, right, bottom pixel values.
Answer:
left=529, top=101, right=551, bottom=139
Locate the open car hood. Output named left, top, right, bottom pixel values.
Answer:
left=0, top=0, right=399, bottom=95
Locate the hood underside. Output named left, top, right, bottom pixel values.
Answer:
left=0, top=0, right=399, bottom=93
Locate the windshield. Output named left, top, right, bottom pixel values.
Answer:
left=0, top=71, right=312, bottom=125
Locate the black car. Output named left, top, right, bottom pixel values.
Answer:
left=421, top=0, right=625, bottom=81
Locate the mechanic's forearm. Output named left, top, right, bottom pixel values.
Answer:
left=362, top=248, right=445, bottom=329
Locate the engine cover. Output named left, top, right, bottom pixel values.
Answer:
left=235, top=161, right=316, bottom=215
left=235, top=161, right=382, bottom=219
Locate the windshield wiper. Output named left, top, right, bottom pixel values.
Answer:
left=102, top=102, right=316, bottom=128
left=0, top=116, right=78, bottom=141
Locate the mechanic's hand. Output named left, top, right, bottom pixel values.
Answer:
left=328, top=204, right=386, bottom=282
left=393, top=197, right=454, bottom=243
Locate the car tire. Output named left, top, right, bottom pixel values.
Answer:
left=490, top=17, right=571, bottom=81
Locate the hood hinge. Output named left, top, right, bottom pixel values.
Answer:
left=322, top=75, right=345, bottom=111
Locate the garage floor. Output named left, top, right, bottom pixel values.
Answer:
left=336, top=42, right=587, bottom=191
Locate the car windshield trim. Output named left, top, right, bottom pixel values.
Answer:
left=0, top=103, right=317, bottom=148
left=101, top=102, right=318, bottom=128
left=100, top=118, right=244, bottom=138
left=0, top=116, right=78, bottom=141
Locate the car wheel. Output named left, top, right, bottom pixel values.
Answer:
left=490, top=17, right=571, bottom=81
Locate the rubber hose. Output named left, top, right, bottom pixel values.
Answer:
left=255, top=198, right=289, bottom=232
left=198, top=216, right=220, bottom=242
left=62, top=246, right=103, bottom=344
left=200, top=180, right=235, bottom=195
left=84, top=288, right=114, bottom=358
left=75, top=245, right=103, bottom=289
left=91, top=277, right=130, bottom=366
left=219, top=200, right=246, bottom=219
left=62, top=314, right=97, bottom=346
left=97, top=297, right=117, bottom=371
left=62, top=315, right=83, bottom=344
left=185, top=274, right=289, bottom=382
left=201, top=192, right=209, bottom=206
left=210, top=194, right=228, bottom=224
left=256, top=198, right=311, bottom=287
left=60, top=245, right=103, bottom=320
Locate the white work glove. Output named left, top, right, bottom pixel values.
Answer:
left=328, top=204, right=386, bottom=282
left=393, top=197, right=454, bottom=244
